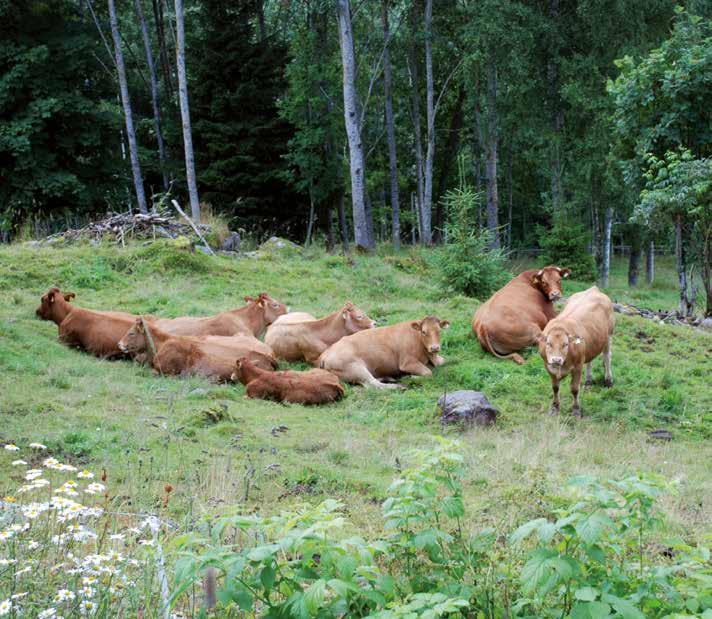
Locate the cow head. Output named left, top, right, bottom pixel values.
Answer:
left=531, top=266, right=571, bottom=302
left=36, top=287, right=76, bottom=321
left=411, top=315, right=450, bottom=354
left=231, top=357, right=248, bottom=385
left=118, top=318, right=147, bottom=354
left=538, top=327, right=583, bottom=369
left=245, top=292, right=288, bottom=325
left=342, top=301, right=376, bottom=333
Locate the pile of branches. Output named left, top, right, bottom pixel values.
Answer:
left=41, top=209, right=212, bottom=246
left=613, top=301, right=709, bottom=329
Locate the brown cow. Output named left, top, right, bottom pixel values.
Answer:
left=318, top=316, right=449, bottom=389
left=538, top=286, right=614, bottom=417
left=231, top=357, right=344, bottom=405
left=152, top=293, right=287, bottom=338
left=264, top=302, right=375, bottom=364
left=118, top=318, right=277, bottom=381
left=36, top=288, right=137, bottom=358
left=472, top=266, right=571, bottom=364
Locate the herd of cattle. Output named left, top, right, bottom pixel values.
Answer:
left=35, top=264, right=614, bottom=416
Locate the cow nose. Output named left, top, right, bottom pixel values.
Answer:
left=549, top=356, right=563, bottom=366
left=370, top=321, right=377, bottom=328
left=429, top=345, right=440, bottom=353
left=118, top=342, right=127, bottom=352
left=549, top=291, right=561, bottom=301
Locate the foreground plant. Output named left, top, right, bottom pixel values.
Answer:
left=0, top=442, right=168, bottom=617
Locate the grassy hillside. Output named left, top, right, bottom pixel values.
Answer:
left=0, top=240, right=710, bottom=547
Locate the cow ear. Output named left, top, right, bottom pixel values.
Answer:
left=410, top=320, right=421, bottom=331
left=531, top=274, right=541, bottom=286
left=47, top=290, right=56, bottom=303
left=64, top=292, right=76, bottom=301
left=135, top=317, right=144, bottom=332
left=559, top=268, right=571, bottom=279
left=439, top=319, right=450, bottom=329
left=244, top=295, right=254, bottom=303
left=536, top=333, right=546, bottom=344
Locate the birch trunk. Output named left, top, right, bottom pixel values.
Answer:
left=476, top=61, right=500, bottom=249
left=628, top=228, right=641, bottom=286
left=174, top=0, right=200, bottom=222
left=547, top=0, right=564, bottom=213
left=408, top=3, right=424, bottom=240
left=421, top=0, right=434, bottom=245
left=646, top=240, right=655, bottom=285
left=675, top=216, right=694, bottom=316
left=336, top=185, right=349, bottom=253
left=337, top=0, right=372, bottom=251
left=382, top=0, right=400, bottom=250
left=601, top=206, right=613, bottom=288
left=151, top=0, right=173, bottom=100
left=108, top=0, right=148, bottom=214
left=135, top=0, right=169, bottom=191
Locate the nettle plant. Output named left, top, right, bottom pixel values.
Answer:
left=171, top=439, right=711, bottom=618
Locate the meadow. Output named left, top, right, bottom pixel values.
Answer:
left=1, top=240, right=711, bottom=616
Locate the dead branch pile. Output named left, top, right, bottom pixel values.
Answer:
left=41, top=210, right=212, bottom=246
left=613, top=301, right=710, bottom=330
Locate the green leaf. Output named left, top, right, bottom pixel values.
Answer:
left=509, top=518, right=550, bottom=544
left=520, top=548, right=558, bottom=593
left=304, top=579, right=327, bottom=614
left=576, top=511, right=614, bottom=545
left=235, top=588, right=253, bottom=611
left=247, top=544, right=280, bottom=562
left=575, top=586, right=600, bottom=602
left=260, top=563, right=276, bottom=593
left=571, top=601, right=612, bottom=619
left=601, top=593, right=645, bottom=619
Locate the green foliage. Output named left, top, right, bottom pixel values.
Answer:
left=171, top=439, right=712, bottom=617
left=435, top=179, right=510, bottom=299
left=539, top=219, right=597, bottom=281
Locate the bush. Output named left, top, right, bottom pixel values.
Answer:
left=435, top=183, right=511, bottom=299
left=539, top=219, right=597, bottom=280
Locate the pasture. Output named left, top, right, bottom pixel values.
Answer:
left=1, top=240, right=710, bottom=547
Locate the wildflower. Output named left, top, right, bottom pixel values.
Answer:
left=0, top=599, right=12, bottom=616
left=77, top=470, right=94, bottom=479
left=0, top=559, right=17, bottom=567
left=109, top=533, right=124, bottom=542
left=10, top=593, right=28, bottom=600
left=82, top=576, right=97, bottom=586
left=14, top=566, right=32, bottom=577
left=0, top=530, right=13, bottom=542
left=54, top=589, right=75, bottom=603
left=28, top=540, right=40, bottom=550
left=2, top=496, right=16, bottom=503
left=3, top=444, right=19, bottom=451
left=30, top=442, right=47, bottom=450
left=84, top=482, right=105, bottom=495
left=138, top=539, right=156, bottom=547
left=38, top=610, right=57, bottom=619
left=141, top=515, right=161, bottom=533
left=25, top=469, right=44, bottom=481
left=79, top=586, right=95, bottom=598
left=79, top=600, right=96, bottom=615
left=56, top=463, right=77, bottom=472
left=42, top=457, right=59, bottom=468
left=11, top=460, right=27, bottom=466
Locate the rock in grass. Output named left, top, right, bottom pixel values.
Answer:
left=700, top=317, right=712, bottom=331
left=220, top=231, right=241, bottom=252
left=438, top=391, right=498, bottom=427
left=648, top=428, right=673, bottom=441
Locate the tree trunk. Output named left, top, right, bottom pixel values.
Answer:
left=411, top=192, right=418, bottom=244
left=435, top=85, right=466, bottom=241
left=408, top=3, right=425, bottom=242
left=476, top=61, right=500, bottom=249
left=108, top=0, right=148, bottom=214
left=628, top=230, right=641, bottom=287
left=506, top=143, right=513, bottom=248
left=601, top=206, right=613, bottom=288
left=675, top=215, right=694, bottom=316
left=135, top=0, right=169, bottom=192
left=151, top=0, right=174, bottom=101
left=547, top=0, right=564, bottom=213
left=174, top=0, right=200, bottom=222
left=646, top=239, right=655, bottom=285
left=256, top=0, right=266, bottom=42
left=337, top=0, right=372, bottom=251
left=326, top=204, right=335, bottom=253
left=382, top=0, right=400, bottom=250
left=336, top=185, right=349, bottom=253
left=421, top=0, right=434, bottom=245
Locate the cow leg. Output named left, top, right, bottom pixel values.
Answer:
left=585, top=362, right=593, bottom=387
left=399, top=359, right=433, bottom=377
left=602, top=337, right=613, bottom=387
left=571, top=366, right=583, bottom=417
left=548, top=375, right=561, bottom=415
left=346, top=362, right=404, bottom=390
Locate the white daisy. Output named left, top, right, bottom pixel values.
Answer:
left=11, top=460, right=27, bottom=466
left=0, top=599, right=12, bottom=616
left=30, top=442, right=47, bottom=450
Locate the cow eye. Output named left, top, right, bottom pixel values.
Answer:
left=356, top=315, right=363, bottom=320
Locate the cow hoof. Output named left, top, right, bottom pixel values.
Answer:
left=548, top=406, right=560, bottom=416
left=512, top=354, right=525, bottom=365
left=572, top=408, right=583, bottom=418
left=603, top=379, right=613, bottom=388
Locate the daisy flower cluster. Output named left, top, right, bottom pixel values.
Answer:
left=1, top=442, right=168, bottom=617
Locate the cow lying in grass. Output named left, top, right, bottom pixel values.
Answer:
left=118, top=318, right=277, bottom=381
left=231, top=357, right=344, bottom=404
left=36, top=287, right=138, bottom=359
left=319, top=316, right=449, bottom=389
left=264, top=302, right=375, bottom=364
left=153, top=292, right=287, bottom=338
left=538, top=286, right=614, bottom=417
left=472, top=266, right=570, bottom=364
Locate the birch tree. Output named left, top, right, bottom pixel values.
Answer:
left=174, top=0, right=200, bottom=222
left=421, top=0, right=434, bottom=245
left=337, top=0, right=372, bottom=251
left=134, top=0, right=169, bottom=191
left=381, top=0, right=400, bottom=249
left=108, top=0, right=148, bottom=214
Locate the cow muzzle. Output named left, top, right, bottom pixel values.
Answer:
left=549, top=291, right=561, bottom=301
left=429, top=345, right=441, bottom=353
left=548, top=356, right=564, bottom=367
left=118, top=342, right=128, bottom=353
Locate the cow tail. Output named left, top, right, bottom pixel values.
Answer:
left=481, top=327, right=524, bottom=363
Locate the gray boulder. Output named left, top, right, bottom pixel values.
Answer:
left=700, top=317, right=712, bottom=332
left=438, top=390, right=498, bottom=427
left=221, top=231, right=241, bottom=252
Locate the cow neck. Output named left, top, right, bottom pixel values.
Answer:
left=51, top=298, right=74, bottom=325
left=142, top=321, right=170, bottom=365
left=230, top=302, right=264, bottom=335
left=239, top=361, right=265, bottom=384
left=308, top=310, right=344, bottom=336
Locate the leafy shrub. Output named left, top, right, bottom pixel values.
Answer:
left=539, top=219, right=597, bottom=280
left=171, top=439, right=712, bottom=618
left=435, top=182, right=510, bottom=299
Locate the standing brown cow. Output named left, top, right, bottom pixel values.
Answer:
left=318, top=316, right=449, bottom=389
left=36, top=288, right=137, bottom=358
left=538, top=286, right=614, bottom=417
left=153, top=293, right=287, bottom=338
left=472, top=266, right=571, bottom=364
left=264, top=302, right=375, bottom=364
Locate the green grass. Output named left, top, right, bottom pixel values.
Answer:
left=0, top=240, right=710, bottom=543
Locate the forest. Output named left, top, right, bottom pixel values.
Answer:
left=2, top=0, right=711, bottom=316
